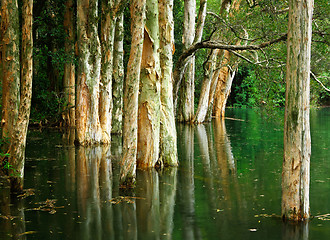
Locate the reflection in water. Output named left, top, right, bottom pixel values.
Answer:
left=4, top=109, right=330, bottom=239
left=62, top=142, right=178, bottom=240
left=0, top=179, right=26, bottom=239
left=282, top=221, right=309, bottom=240
left=177, top=124, right=202, bottom=240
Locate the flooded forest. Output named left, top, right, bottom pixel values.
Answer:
left=1, top=0, right=329, bottom=239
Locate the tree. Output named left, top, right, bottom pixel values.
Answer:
left=136, top=0, right=162, bottom=168
left=159, top=0, right=178, bottom=166
left=63, top=0, right=75, bottom=128
left=120, top=0, right=146, bottom=185
left=1, top=0, right=33, bottom=192
left=112, top=12, right=125, bottom=134
left=176, top=0, right=196, bottom=123
left=281, top=0, right=313, bottom=221
left=76, top=0, right=103, bottom=145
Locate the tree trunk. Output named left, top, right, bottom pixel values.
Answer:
left=76, top=0, right=103, bottom=145
left=99, top=0, right=116, bottom=144
left=194, top=49, right=217, bottom=123
left=177, top=0, right=196, bottom=123
left=213, top=50, right=230, bottom=118
left=63, top=0, right=75, bottom=128
left=282, top=0, right=313, bottom=222
left=1, top=0, right=20, bottom=142
left=120, top=0, right=146, bottom=185
left=7, top=0, right=33, bottom=192
left=158, top=0, right=178, bottom=166
left=112, top=12, right=124, bottom=134
left=137, top=0, right=161, bottom=168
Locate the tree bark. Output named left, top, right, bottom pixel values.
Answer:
left=177, top=0, right=196, bottom=123
left=1, top=0, right=20, bottom=142
left=7, top=0, right=33, bottom=192
left=99, top=0, right=117, bottom=144
left=194, top=49, right=217, bottom=123
left=213, top=50, right=231, bottom=118
left=158, top=0, right=178, bottom=166
left=112, top=12, right=124, bottom=134
left=76, top=0, right=103, bottom=145
left=120, top=0, right=146, bottom=185
left=282, top=0, right=313, bottom=222
left=63, top=0, right=75, bottom=128
left=137, top=0, right=161, bottom=168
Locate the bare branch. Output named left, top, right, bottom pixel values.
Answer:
left=173, top=33, right=288, bottom=103
left=310, top=71, right=330, bottom=92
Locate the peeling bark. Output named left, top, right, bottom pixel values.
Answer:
left=6, top=0, right=33, bottom=192
left=1, top=0, right=20, bottom=141
left=120, top=0, right=146, bottom=185
left=213, top=50, right=231, bottom=118
left=159, top=0, right=178, bottom=166
left=76, top=0, right=103, bottom=145
left=99, top=0, right=117, bottom=144
left=112, top=12, right=124, bottom=134
left=137, top=0, right=161, bottom=168
left=282, top=0, right=313, bottom=222
left=194, top=49, right=217, bottom=123
left=63, top=0, right=75, bottom=128
left=177, top=0, right=196, bottom=123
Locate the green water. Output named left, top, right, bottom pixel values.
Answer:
left=0, top=108, right=329, bottom=239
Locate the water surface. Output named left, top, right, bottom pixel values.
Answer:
left=0, top=108, right=329, bottom=239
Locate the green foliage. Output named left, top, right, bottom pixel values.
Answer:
left=31, top=0, right=70, bottom=124
left=0, top=136, right=12, bottom=175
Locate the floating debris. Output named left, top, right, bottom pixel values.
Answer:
left=16, top=231, right=37, bottom=237
left=110, top=196, right=145, bottom=205
left=315, top=213, right=330, bottom=221
left=17, top=188, right=35, bottom=199
left=26, top=199, right=63, bottom=214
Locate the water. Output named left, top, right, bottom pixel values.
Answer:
left=0, top=108, right=329, bottom=239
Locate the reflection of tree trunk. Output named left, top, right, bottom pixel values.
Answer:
left=177, top=124, right=202, bottom=240
left=159, top=168, right=177, bottom=239
left=0, top=179, right=26, bottom=239
left=136, top=169, right=160, bottom=240
left=63, top=128, right=76, bottom=193
left=196, top=124, right=217, bottom=211
left=0, top=179, right=13, bottom=238
left=282, top=222, right=309, bottom=240
left=121, top=202, right=137, bottom=240
left=99, top=146, right=113, bottom=239
left=213, top=118, right=236, bottom=211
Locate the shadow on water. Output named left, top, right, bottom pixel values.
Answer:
left=1, top=108, right=330, bottom=239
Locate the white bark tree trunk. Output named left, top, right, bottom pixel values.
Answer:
left=76, top=0, right=103, bottom=145
left=120, top=0, right=146, bottom=185
left=112, top=12, right=124, bottom=134
left=177, top=0, right=196, bottom=123
left=159, top=0, right=178, bottom=166
left=282, top=0, right=313, bottom=222
left=137, top=0, right=161, bottom=168
left=99, top=0, right=117, bottom=144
